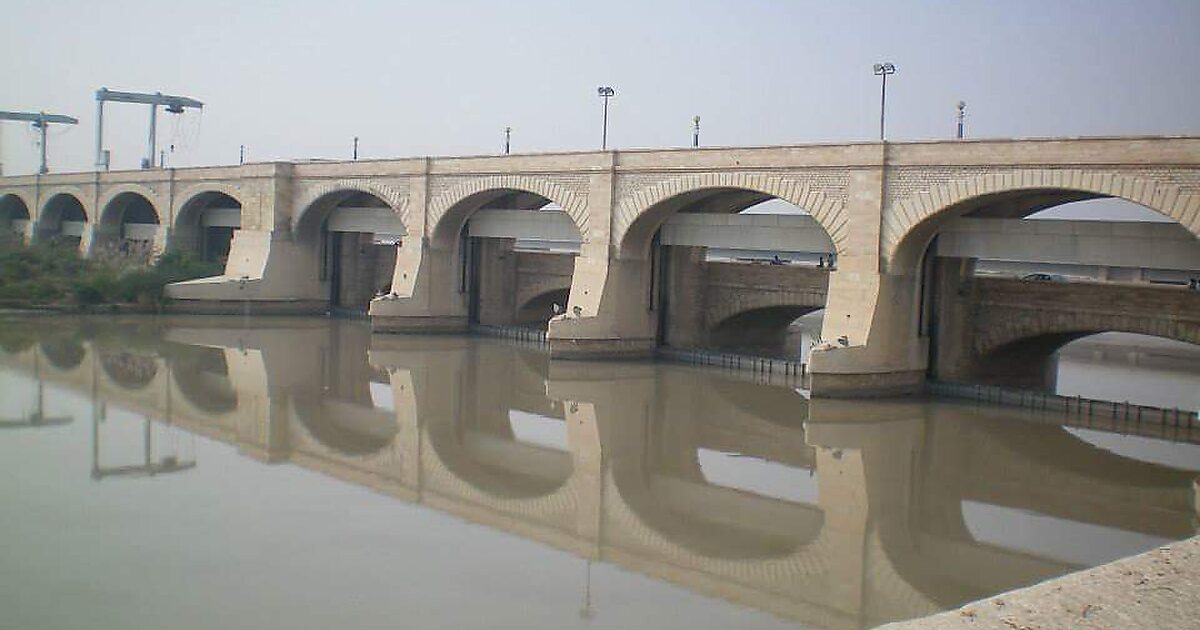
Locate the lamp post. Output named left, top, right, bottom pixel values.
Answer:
left=692, top=115, right=700, bottom=148
left=872, top=62, right=896, bottom=141
left=597, top=86, right=615, bottom=150
left=504, top=126, right=511, bottom=155
left=956, top=101, right=966, bottom=139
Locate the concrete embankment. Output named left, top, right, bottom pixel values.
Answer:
left=881, top=535, right=1200, bottom=629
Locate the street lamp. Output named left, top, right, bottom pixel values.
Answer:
left=692, top=115, right=700, bottom=148
left=504, top=126, right=512, bottom=155
left=872, top=62, right=896, bottom=141
left=956, top=101, right=966, bottom=139
left=597, top=86, right=615, bottom=150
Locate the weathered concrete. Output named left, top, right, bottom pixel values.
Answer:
left=2, top=137, right=1199, bottom=396
left=880, top=536, right=1200, bottom=630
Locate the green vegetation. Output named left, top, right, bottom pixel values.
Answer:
left=0, top=240, right=222, bottom=308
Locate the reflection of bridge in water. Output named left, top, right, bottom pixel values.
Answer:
left=0, top=317, right=1195, bottom=629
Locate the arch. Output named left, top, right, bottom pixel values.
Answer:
left=99, top=190, right=161, bottom=229
left=708, top=305, right=824, bottom=357
left=97, top=184, right=162, bottom=222
left=0, top=193, right=32, bottom=240
left=886, top=170, right=1200, bottom=273
left=292, top=180, right=408, bottom=238
left=515, top=288, right=571, bottom=327
left=615, top=173, right=847, bottom=259
left=428, top=175, right=587, bottom=249
left=173, top=189, right=243, bottom=262
left=36, top=193, right=88, bottom=243
left=973, top=328, right=1200, bottom=390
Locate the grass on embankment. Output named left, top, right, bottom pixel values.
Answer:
left=0, top=239, right=221, bottom=309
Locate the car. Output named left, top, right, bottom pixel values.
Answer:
left=1021, top=272, right=1067, bottom=282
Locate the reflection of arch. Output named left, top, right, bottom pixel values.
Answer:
left=170, top=346, right=238, bottom=415
left=40, top=338, right=85, bottom=371
left=99, top=352, right=159, bottom=389
left=886, top=173, right=1199, bottom=272
left=429, top=176, right=587, bottom=249
left=424, top=411, right=573, bottom=499
left=617, top=176, right=846, bottom=259
left=291, top=390, right=398, bottom=456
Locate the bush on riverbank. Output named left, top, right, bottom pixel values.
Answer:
left=0, top=240, right=221, bottom=308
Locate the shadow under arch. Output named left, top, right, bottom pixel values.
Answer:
left=173, top=190, right=242, bottom=263
left=516, top=288, right=571, bottom=329
left=708, top=305, right=824, bottom=358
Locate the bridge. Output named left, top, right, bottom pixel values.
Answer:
left=1, top=135, right=1199, bottom=395
left=0, top=318, right=1195, bottom=628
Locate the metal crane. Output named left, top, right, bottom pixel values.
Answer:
left=0, top=110, right=79, bottom=175
left=94, top=88, right=203, bottom=171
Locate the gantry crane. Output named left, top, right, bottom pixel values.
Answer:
left=94, top=88, right=203, bottom=170
left=0, top=110, right=79, bottom=175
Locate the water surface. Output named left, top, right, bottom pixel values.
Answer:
left=0, top=315, right=1197, bottom=630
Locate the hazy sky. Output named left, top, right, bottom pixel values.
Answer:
left=2, top=0, right=1198, bottom=175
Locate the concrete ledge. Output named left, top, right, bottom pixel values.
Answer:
left=164, top=299, right=328, bottom=316
left=548, top=336, right=655, bottom=360
left=808, top=369, right=925, bottom=398
left=880, top=535, right=1200, bottom=629
left=372, top=315, right=468, bottom=334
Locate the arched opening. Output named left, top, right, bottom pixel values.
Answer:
left=436, top=188, right=582, bottom=330
left=297, top=191, right=404, bottom=314
left=899, top=188, right=1200, bottom=390
left=37, top=194, right=87, bottom=247
left=40, top=337, right=85, bottom=371
left=98, top=192, right=161, bottom=262
left=174, top=191, right=242, bottom=265
left=983, top=332, right=1200, bottom=411
left=623, top=191, right=836, bottom=359
left=515, top=288, right=570, bottom=328
left=0, top=194, right=31, bottom=243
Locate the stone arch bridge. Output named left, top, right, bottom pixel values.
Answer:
left=1, top=136, right=1198, bottom=396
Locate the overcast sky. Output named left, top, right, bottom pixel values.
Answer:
left=2, top=0, right=1198, bottom=176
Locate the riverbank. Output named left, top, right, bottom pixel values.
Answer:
left=881, top=535, right=1200, bottom=629
left=0, top=241, right=219, bottom=309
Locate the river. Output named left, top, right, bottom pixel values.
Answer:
left=0, top=314, right=1197, bottom=629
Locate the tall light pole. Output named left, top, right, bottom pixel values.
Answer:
left=956, top=100, right=966, bottom=139
left=504, top=126, right=511, bottom=155
left=353, top=136, right=359, bottom=160
left=692, top=115, right=700, bottom=148
left=597, top=86, right=615, bottom=150
left=872, top=62, right=896, bottom=141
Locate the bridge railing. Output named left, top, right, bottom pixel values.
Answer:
left=655, top=347, right=807, bottom=389
left=929, top=380, right=1200, bottom=443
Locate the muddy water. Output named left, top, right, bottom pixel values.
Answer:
left=0, top=315, right=1196, bottom=630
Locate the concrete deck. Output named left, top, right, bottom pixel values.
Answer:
left=881, top=535, right=1200, bottom=630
